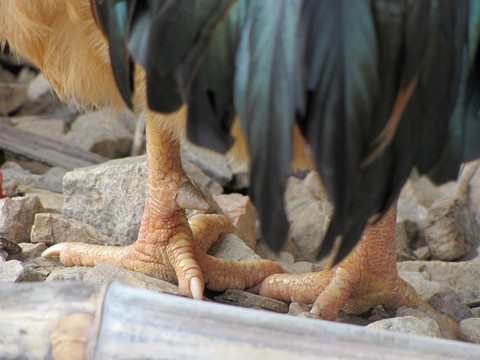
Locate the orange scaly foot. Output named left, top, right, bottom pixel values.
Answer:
left=43, top=110, right=283, bottom=299
left=255, top=202, right=463, bottom=339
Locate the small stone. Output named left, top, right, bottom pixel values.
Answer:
left=460, top=318, right=480, bottom=344
left=32, top=213, right=118, bottom=246
left=214, top=193, right=257, bottom=250
left=288, top=302, right=311, bottom=316
left=208, top=233, right=261, bottom=262
left=215, top=289, right=289, bottom=313
left=412, top=246, right=431, bottom=260
left=399, top=271, right=472, bottom=323
left=425, top=196, right=477, bottom=261
left=46, top=267, right=90, bottom=282
left=0, top=83, right=27, bottom=115
left=15, top=117, right=65, bottom=140
left=397, top=198, right=428, bottom=250
left=470, top=307, right=480, bottom=317
left=284, top=172, right=333, bottom=261
left=367, top=316, right=442, bottom=338
left=18, top=242, right=47, bottom=260
left=183, top=160, right=223, bottom=195
left=0, top=196, right=44, bottom=243
left=182, top=141, right=233, bottom=187
left=22, top=257, right=61, bottom=281
left=83, top=263, right=182, bottom=297
left=398, top=261, right=480, bottom=306
left=62, top=110, right=133, bottom=159
left=62, top=156, right=147, bottom=244
left=0, top=260, right=24, bottom=282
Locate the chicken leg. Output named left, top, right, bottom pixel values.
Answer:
left=255, top=202, right=464, bottom=338
left=43, top=109, right=283, bottom=299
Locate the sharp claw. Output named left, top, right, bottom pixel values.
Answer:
left=41, top=243, right=67, bottom=257
left=190, top=276, right=203, bottom=300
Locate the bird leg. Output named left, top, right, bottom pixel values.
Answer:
left=255, top=202, right=464, bottom=338
left=43, top=110, right=283, bottom=299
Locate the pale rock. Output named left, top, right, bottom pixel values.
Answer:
left=288, top=302, right=311, bottom=316
left=0, top=260, right=24, bottom=282
left=398, top=261, right=480, bottom=306
left=460, top=318, right=480, bottom=344
left=183, top=160, right=223, bottom=195
left=400, top=175, right=457, bottom=209
left=62, top=111, right=133, bottom=158
left=32, top=213, right=118, bottom=246
left=15, top=117, right=65, bottom=140
left=45, top=266, right=90, bottom=282
left=0, top=196, right=44, bottom=243
left=182, top=141, right=233, bottom=187
left=22, top=257, right=61, bottom=281
left=208, top=233, right=261, bottom=262
left=63, top=155, right=227, bottom=245
left=62, top=156, right=147, bottom=244
left=397, top=198, right=428, bottom=250
left=0, top=83, right=27, bottom=115
left=425, top=196, right=477, bottom=260
left=214, top=193, right=257, bottom=249
left=18, top=242, right=47, bottom=260
left=367, top=315, right=442, bottom=338
left=284, top=172, right=333, bottom=262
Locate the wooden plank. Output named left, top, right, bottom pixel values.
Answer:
left=94, top=283, right=479, bottom=360
left=0, top=122, right=108, bottom=170
left=0, top=281, right=105, bottom=359
left=0, top=281, right=479, bottom=359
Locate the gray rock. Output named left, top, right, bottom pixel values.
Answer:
left=83, top=263, right=182, bottom=297
left=62, top=155, right=225, bottom=245
left=46, top=266, right=89, bottom=282
left=397, top=198, right=428, bottom=250
left=400, top=175, right=457, bottom=209
left=284, top=172, right=333, bottom=261
left=0, top=161, right=66, bottom=194
left=0, top=83, right=27, bottom=115
left=367, top=315, right=443, bottom=338
left=398, top=261, right=480, bottom=306
left=208, top=233, right=261, bottom=262
left=14, top=117, right=65, bottom=140
left=31, top=213, right=119, bottom=246
left=182, top=141, right=233, bottom=187
left=412, top=246, right=431, bottom=260
left=183, top=160, right=223, bottom=194
left=18, top=242, right=47, bottom=261
left=62, top=111, right=133, bottom=159
left=22, top=257, right=61, bottom=281
left=288, top=302, right=311, bottom=316
left=18, top=73, right=67, bottom=117
left=425, top=196, right=477, bottom=261
left=460, top=318, right=480, bottom=344
left=62, top=156, right=147, bottom=244
left=214, top=193, right=257, bottom=250
left=0, top=260, right=24, bottom=282
left=0, top=195, right=44, bottom=243
left=215, top=289, right=289, bottom=313
left=398, top=271, right=472, bottom=323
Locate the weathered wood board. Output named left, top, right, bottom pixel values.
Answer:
left=0, top=122, right=107, bottom=170
left=0, top=281, right=479, bottom=359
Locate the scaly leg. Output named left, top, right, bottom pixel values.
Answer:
left=44, top=110, right=283, bottom=299
left=256, top=202, right=464, bottom=339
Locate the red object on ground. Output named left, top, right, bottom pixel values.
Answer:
left=0, top=171, right=5, bottom=199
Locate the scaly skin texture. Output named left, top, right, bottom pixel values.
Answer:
left=256, top=202, right=464, bottom=340
left=44, top=110, right=283, bottom=298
